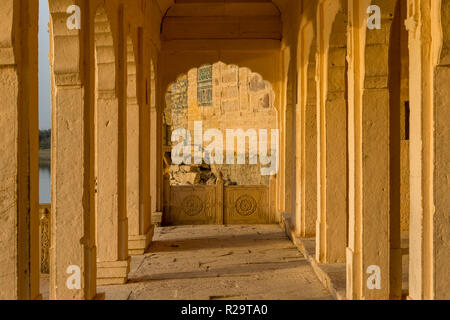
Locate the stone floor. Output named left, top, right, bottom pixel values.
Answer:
left=40, top=225, right=333, bottom=300
left=97, top=225, right=333, bottom=300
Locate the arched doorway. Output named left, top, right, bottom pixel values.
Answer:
left=162, top=62, right=279, bottom=225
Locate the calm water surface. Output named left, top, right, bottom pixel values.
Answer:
left=39, top=164, right=51, bottom=204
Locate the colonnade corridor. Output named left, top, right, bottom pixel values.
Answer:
left=1, top=0, right=449, bottom=302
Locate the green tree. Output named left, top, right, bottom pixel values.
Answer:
left=39, top=129, right=51, bottom=149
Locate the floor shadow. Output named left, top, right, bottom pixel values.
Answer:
left=147, top=232, right=290, bottom=254
left=129, top=259, right=308, bottom=284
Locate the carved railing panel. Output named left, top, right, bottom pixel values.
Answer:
left=165, top=186, right=218, bottom=225
left=165, top=175, right=276, bottom=225
left=39, top=204, right=51, bottom=275
left=224, top=186, right=271, bottom=224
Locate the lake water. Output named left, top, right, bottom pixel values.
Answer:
left=39, top=164, right=51, bottom=204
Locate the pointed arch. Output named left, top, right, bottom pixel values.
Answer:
left=163, top=62, right=278, bottom=189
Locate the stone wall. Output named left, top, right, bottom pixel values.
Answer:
left=169, top=162, right=270, bottom=186
left=164, top=62, right=278, bottom=185
left=165, top=62, right=277, bottom=135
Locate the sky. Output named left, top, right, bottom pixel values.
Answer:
left=39, top=0, right=51, bottom=130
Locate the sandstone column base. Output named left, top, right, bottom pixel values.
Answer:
left=97, top=257, right=131, bottom=286
left=128, top=224, right=155, bottom=255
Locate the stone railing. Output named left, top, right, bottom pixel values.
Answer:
left=163, top=173, right=277, bottom=225
left=39, top=204, right=51, bottom=275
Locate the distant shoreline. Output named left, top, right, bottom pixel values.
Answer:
left=39, top=149, right=51, bottom=166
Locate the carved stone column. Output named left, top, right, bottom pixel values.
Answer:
left=407, top=0, right=450, bottom=300
left=346, top=0, right=395, bottom=300
left=315, top=0, right=348, bottom=264
left=94, top=7, right=129, bottom=286
left=295, top=10, right=318, bottom=238
left=49, top=0, right=98, bottom=300
left=127, top=34, right=153, bottom=255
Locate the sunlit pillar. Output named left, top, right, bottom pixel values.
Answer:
left=0, top=0, right=40, bottom=300
left=346, top=0, right=395, bottom=300
left=49, top=0, right=98, bottom=299
left=94, top=6, right=129, bottom=286
left=295, top=17, right=317, bottom=238
left=407, top=0, right=450, bottom=300
left=127, top=31, right=153, bottom=255
left=315, top=0, right=348, bottom=263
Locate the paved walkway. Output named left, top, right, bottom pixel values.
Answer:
left=100, top=225, right=333, bottom=300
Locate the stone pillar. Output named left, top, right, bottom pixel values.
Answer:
left=302, top=65, right=318, bottom=238
left=126, top=36, right=140, bottom=254
left=139, top=28, right=153, bottom=251
left=127, top=31, right=153, bottom=256
left=277, top=48, right=290, bottom=219
left=150, top=107, right=158, bottom=212
left=156, top=88, right=164, bottom=214
left=432, top=49, right=450, bottom=301
left=0, top=0, right=40, bottom=300
left=285, top=56, right=296, bottom=219
left=49, top=0, right=97, bottom=300
left=346, top=0, right=396, bottom=300
left=295, top=19, right=317, bottom=238
left=94, top=7, right=129, bottom=286
left=408, top=0, right=450, bottom=300
left=386, top=0, right=406, bottom=300
left=150, top=60, right=163, bottom=221
left=316, top=0, right=347, bottom=264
